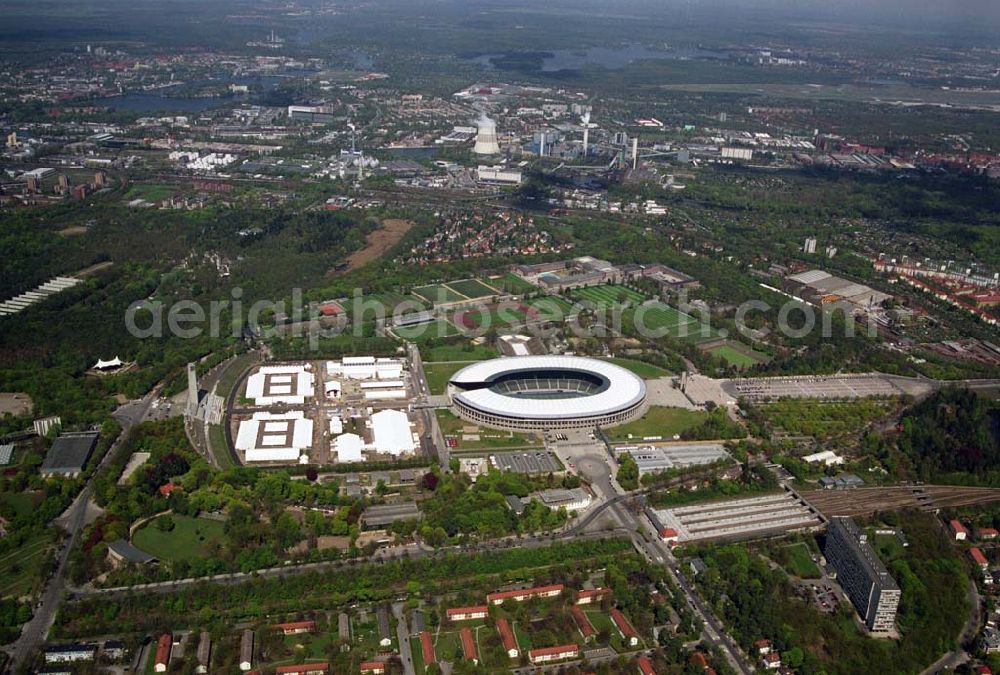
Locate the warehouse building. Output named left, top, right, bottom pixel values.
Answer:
left=648, top=492, right=822, bottom=544
left=625, top=443, right=730, bottom=476
left=41, top=431, right=99, bottom=478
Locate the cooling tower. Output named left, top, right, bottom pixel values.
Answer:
left=473, top=114, right=500, bottom=155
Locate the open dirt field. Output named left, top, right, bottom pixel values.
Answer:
left=0, top=392, right=32, bottom=417
left=341, top=218, right=415, bottom=273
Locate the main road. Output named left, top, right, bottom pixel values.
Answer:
left=7, top=386, right=161, bottom=669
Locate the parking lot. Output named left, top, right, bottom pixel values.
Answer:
left=722, top=374, right=905, bottom=401
left=491, top=450, right=561, bottom=474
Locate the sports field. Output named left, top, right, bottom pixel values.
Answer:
left=420, top=341, right=498, bottom=362
left=413, top=284, right=466, bottom=304
left=395, top=318, right=460, bottom=341
left=570, top=284, right=645, bottom=307
left=631, top=302, right=698, bottom=335
left=604, top=358, right=671, bottom=378
left=423, top=362, right=467, bottom=394
left=447, top=278, right=501, bottom=299
left=493, top=273, right=535, bottom=294
left=454, top=303, right=531, bottom=330
left=709, top=344, right=763, bottom=369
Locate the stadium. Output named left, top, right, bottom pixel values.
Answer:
left=447, top=355, right=647, bottom=431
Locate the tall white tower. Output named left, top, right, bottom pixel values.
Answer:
left=186, top=363, right=199, bottom=417
left=580, top=111, right=598, bottom=158
left=473, top=114, right=500, bottom=155
left=632, top=137, right=639, bottom=170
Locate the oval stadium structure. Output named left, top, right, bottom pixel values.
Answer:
left=447, top=355, right=647, bottom=431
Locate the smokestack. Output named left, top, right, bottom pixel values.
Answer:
left=632, top=137, right=638, bottom=170
left=582, top=127, right=589, bottom=157
left=539, top=132, right=546, bottom=157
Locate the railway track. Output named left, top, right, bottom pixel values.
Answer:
left=800, top=485, right=1000, bottom=518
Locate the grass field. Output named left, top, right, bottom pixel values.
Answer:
left=604, top=358, right=671, bottom=378
left=708, top=343, right=766, bottom=369
left=570, top=284, right=645, bottom=307
left=395, top=318, right=460, bottom=341
left=447, top=278, right=501, bottom=299
left=606, top=406, right=708, bottom=440
left=527, top=295, right=576, bottom=320
left=632, top=302, right=697, bottom=333
left=208, top=423, right=234, bottom=469
left=0, top=530, right=54, bottom=598
left=778, top=542, right=822, bottom=578
left=420, top=341, right=498, bottom=362
left=455, top=305, right=528, bottom=331
left=0, top=491, right=42, bottom=518
left=125, top=183, right=176, bottom=202
left=423, top=362, right=467, bottom=394
left=435, top=410, right=536, bottom=449
left=413, top=284, right=465, bottom=304
left=493, top=273, right=535, bottom=294
left=132, top=515, right=227, bottom=562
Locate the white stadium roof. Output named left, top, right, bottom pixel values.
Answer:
left=449, top=355, right=646, bottom=420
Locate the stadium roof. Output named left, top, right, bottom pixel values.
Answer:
left=449, top=356, right=645, bottom=420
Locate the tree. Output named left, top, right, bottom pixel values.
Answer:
left=617, top=455, right=639, bottom=491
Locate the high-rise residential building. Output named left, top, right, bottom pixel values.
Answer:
left=824, top=516, right=900, bottom=632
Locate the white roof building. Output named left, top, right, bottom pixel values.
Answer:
left=370, top=410, right=417, bottom=456
left=245, top=365, right=315, bottom=405
left=235, top=411, right=313, bottom=463
left=333, top=433, right=364, bottom=463
left=802, top=450, right=845, bottom=466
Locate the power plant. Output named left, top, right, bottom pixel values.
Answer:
left=472, top=113, right=501, bottom=155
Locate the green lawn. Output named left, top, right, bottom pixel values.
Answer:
left=0, top=491, right=42, bottom=519
left=604, top=358, right=671, bottom=379
left=606, top=406, right=708, bottom=441
left=125, top=183, right=176, bottom=202
left=132, top=515, right=227, bottom=562
left=708, top=343, right=765, bottom=369
left=570, top=284, right=645, bottom=307
left=423, top=362, right=468, bottom=394
left=527, top=295, right=576, bottom=320
left=435, top=410, right=537, bottom=449
left=493, top=273, right=536, bottom=294
left=778, top=542, right=822, bottom=578
left=446, top=279, right=501, bottom=299
left=413, top=284, right=466, bottom=304
left=420, top=341, right=498, bottom=362
left=0, top=530, right=54, bottom=598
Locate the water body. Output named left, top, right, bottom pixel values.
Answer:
left=88, top=75, right=286, bottom=113
left=468, top=45, right=725, bottom=72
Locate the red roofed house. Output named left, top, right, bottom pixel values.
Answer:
left=528, top=644, right=579, bottom=664
left=275, top=664, right=328, bottom=675
left=659, top=527, right=679, bottom=546
left=638, top=654, right=656, bottom=675
left=980, top=528, right=999, bottom=541
left=971, top=547, right=989, bottom=570
left=487, top=584, right=564, bottom=605
left=690, top=652, right=709, bottom=670
left=575, top=587, right=611, bottom=605
left=951, top=519, right=969, bottom=540
left=571, top=605, right=595, bottom=640
left=610, top=607, right=639, bottom=647
left=154, top=633, right=172, bottom=673
left=763, top=652, right=782, bottom=669
left=274, top=620, right=316, bottom=635
left=975, top=666, right=992, bottom=675
left=419, top=631, right=436, bottom=665
left=158, top=481, right=181, bottom=497
left=359, top=662, right=385, bottom=674
left=497, top=618, right=519, bottom=658
left=447, top=605, right=489, bottom=621
left=754, top=639, right=772, bottom=655
left=460, top=627, right=478, bottom=665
